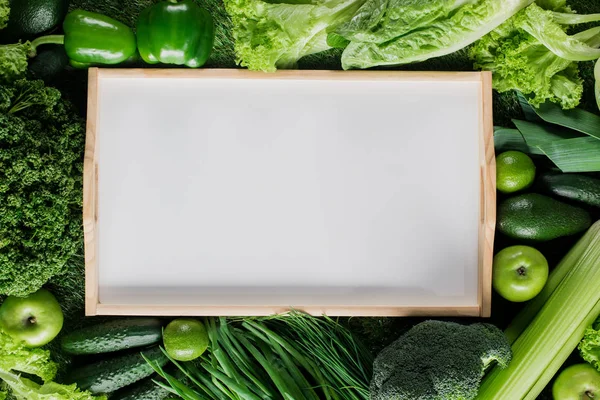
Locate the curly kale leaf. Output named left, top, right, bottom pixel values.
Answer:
left=0, top=79, right=84, bottom=297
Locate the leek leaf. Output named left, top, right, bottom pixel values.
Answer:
left=538, top=137, right=600, bottom=172
left=512, top=119, right=582, bottom=146
left=532, top=101, right=600, bottom=140
left=516, top=92, right=542, bottom=122
left=494, top=127, right=541, bottom=154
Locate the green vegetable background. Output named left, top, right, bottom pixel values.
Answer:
left=2, top=0, right=600, bottom=399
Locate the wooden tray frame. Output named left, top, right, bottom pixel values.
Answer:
left=84, top=68, right=495, bottom=317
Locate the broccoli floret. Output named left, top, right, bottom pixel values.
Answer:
left=370, top=320, right=512, bottom=400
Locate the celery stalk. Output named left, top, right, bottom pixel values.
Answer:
left=504, top=227, right=597, bottom=344
left=477, top=221, right=600, bottom=399
left=524, top=299, right=600, bottom=399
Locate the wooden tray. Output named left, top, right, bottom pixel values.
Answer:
left=84, top=68, right=495, bottom=317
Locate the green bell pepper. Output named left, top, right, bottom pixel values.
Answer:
left=29, top=10, right=137, bottom=68
left=136, top=0, right=215, bottom=68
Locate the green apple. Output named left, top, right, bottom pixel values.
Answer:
left=493, top=245, right=549, bottom=302
left=553, top=364, right=600, bottom=400
left=0, top=288, right=64, bottom=347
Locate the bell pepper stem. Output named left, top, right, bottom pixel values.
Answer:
left=29, top=35, right=65, bottom=57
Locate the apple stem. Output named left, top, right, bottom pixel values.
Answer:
left=27, top=316, right=36, bottom=325
left=587, top=391, right=594, bottom=399
left=517, top=266, right=527, bottom=276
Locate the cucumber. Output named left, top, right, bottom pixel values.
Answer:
left=68, top=346, right=169, bottom=394
left=111, top=375, right=171, bottom=400
left=61, top=318, right=163, bottom=355
left=539, top=173, right=600, bottom=208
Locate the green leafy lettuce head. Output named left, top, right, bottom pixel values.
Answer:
left=579, top=316, right=600, bottom=371
left=470, top=14, right=583, bottom=109
left=471, top=2, right=600, bottom=109
left=224, top=0, right=365, bottom=72
left=0, top=43, right=32, bottom=84
left=0, top=332, right=104, bottom=400
left=0, top=79, right=84, bottom=297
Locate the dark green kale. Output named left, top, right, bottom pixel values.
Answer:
left=0, top=79, right=84, bottom=296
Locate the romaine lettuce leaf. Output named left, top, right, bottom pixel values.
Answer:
left=515, top=4, right=600, bottom=61
left=334, top=0, right=476, bottom=44
left=535, top=0, right=571, bottom=12
left=340, top=0, right=533, bottom=69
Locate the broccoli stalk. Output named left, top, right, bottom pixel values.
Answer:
left=370, top=320, right=512, bottom=400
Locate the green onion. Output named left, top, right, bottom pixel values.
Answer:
left=477, top=221, right=600, bottom=399
left=148, top=315, right=370, bottom=400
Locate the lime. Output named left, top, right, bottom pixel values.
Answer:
left=163, top=318, right=209, bottom=361
left=496, top=151, right=536, bottom=194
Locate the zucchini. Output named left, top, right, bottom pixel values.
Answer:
left=111, top=375, right=171, bottom=400
left=61, top=318, right=163, bottom=355
left=539, top=173, right=600, bottom=207
left=68, top=346, right=169, bottom=394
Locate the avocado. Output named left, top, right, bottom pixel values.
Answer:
left=28, top=44, right=69, bottom=83
left=497, top=193, right=591, bottom=241
left=3, top=0, right=69, bottom=41
left=538, top=173, right=600, bottom=208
